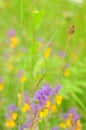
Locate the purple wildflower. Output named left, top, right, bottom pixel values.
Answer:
left=24, top=91, right=30, bottom=103
left=69, top=108, right=77, bottom=114
left=63, top=113, right=69, bottom=119
left=34, top=84, right=53, bottom=108
left=54, top=85, right=61, bottom=94
left=68, top=108, right=80, bottom=120
left=23, top=120, right=32, bottom=128
left=62, top=108, right=81, bottom=129
left=8, top=104, right=17, bottom=112
left=5, top=112, right=11, bottom=119
left=8, top=29, right=16, bottom=37
left=52, top=127, right=58, bottom=130
left=37, top=36, right=44, bottom=42
left=58, top=50, right=65, bottom=58
left=64, top=63, right=70, bottom=69
left=31, top=104, right=38, bottom=114
left=16, top=70, right=24, bottom=79
left=73, top=114, right=80, bottom=121
left=64, top=108, right=81, bottom=121
left=3, top=52, right=9, bottom=60
left=18, top=126, right=24, bottom=130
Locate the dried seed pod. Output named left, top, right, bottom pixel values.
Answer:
left=67, top=24, right=75, bottom=35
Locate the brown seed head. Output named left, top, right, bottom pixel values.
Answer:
left=67, top=24, right=75, bottom=35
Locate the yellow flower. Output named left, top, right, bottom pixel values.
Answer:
left=55, top=95, right=63, bottom=105
left=66, top=118, right=71, bottom=128
left=0, top=84, right=4, bottom=91
left=39, top=111, right=45, bottom=118
left=75, top=120, right=82, bottom=130
left=64, top=69, right=70, bottom=77
left=11, top=112, right=18, bottom=120
left=51, top=105, right=58, bottom=112
left=46, top=101, right=51, bottom=108
left=4, top=63, right=14, bottom=71
left=39, top=109, right=49, bottom=118
left=59, top=123, right=67, bottom=129
left=10, top=43, right=15, bottom=48
left=10, top=37, right=18, bottom=44
left=9, top=64, right=14, bottom=71
left=22, top=103, right=31, bottom=113
left=10, top=37, right=19, bottom=48
left=5, top=119, right=16, bottom=128
left=43, top=109, right=49, bottom=115
left=44, top=48, right=51, bottom=58
left=20, top=76, right=27, bottom=83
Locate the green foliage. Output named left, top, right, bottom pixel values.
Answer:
left=0, top=0, right=86, bottom=129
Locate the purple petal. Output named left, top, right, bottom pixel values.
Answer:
left=8, top=29, right=16, bottom=37
left=8, top=104, right=17, bottom=112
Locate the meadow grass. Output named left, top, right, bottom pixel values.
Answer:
left=0, top=0, right=86, bottom=129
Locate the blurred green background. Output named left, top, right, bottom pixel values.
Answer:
left=0, top=0, right=86, bottom=129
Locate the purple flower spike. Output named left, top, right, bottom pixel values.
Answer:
left=8, top=29, right=16, bottom=37
left=3, top=52, right=9, bottom=60
left=31, top=104, right=38, bottom=114
left=63, top=113, right=69, bottom=119
left=63, top=107, right=81, bottom=128
left=34, top=84, right=53, bottom=108
left=37, top=36, right=44, bottom=42
left=52, top=127, right=58, bottom=130
left=16, top=70, right=24, bottom=79
left=23, top=120, right=32, bottom=128
left=58, top=50, right=65, bottom=58
left=69, top=108, right=77, bottom=114
left=18, top=126, right=24, bottom=130
left=73, top=114, right=80, bottom=121
left=24, top=91, right=30, bottom=103
left=54, top=85, right=61, bottom=94
left=5, top=113, right=11, bottom=119
left=8, top=104, right=17, bottom=112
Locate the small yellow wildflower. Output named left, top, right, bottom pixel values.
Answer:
left=39, top=111, right=45, bottom=118
left=51, top=105, right=58, bottom=112
left=11, top=112, right=18, bottom=120
left=46, top=101, right=51, bottom=108
left=59, top=123, right=67, bottom=129
left=10, top=37, right=18, bottom=48
left=6, top=119, right=16, bottom=128
left=0, top=84, right=3, bottom=91
left=44, top=48, right=51, bottom=58
left=22, top=103, right=31, bottom=113
left=66, top=118, right=71, bottom=128
left=20, top=76, right=27, bottom=83
left=4, top=63, right=13, bottom=71
left=10, top=37, right=18, bottom=44
left=56, top=95, right=63, bottom=105
left=43, top=109, right=49, bottom=115
left=9, top=64, right=14, bottom=71
left=39, top=109, right=49, bottom=118
left=75, top=120, right=82, bottom=130
left=64, top=69, right=70, bottom=77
